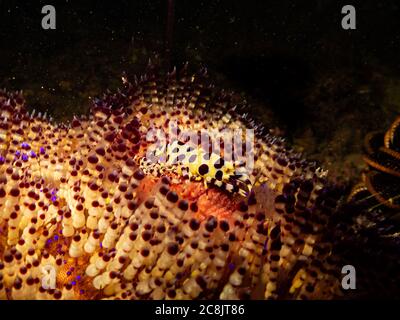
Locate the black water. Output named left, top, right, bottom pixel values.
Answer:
left=0, top=0, right=399, bottom=181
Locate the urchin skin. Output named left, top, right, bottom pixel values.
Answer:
left=0, top=66, right=399, bottom=300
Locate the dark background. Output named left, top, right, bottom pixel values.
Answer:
left=0, top=0, right=400, bottom=183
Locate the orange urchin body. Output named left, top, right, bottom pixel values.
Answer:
left=3, top=65, right=394, bottom=300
